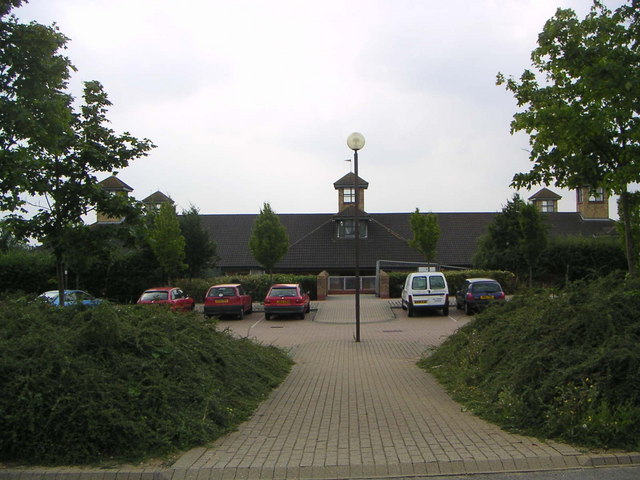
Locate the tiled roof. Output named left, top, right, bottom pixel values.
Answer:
left=142, top=191, right=174, bottom=204
left=333, top=173, right=369, bottom=189
left=98, top=175, right=134, bottom=192
left=529, top=188, right=562, bottom=200
left=197, top=211, right=617, bottom=273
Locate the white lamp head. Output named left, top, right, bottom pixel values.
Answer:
left=347, top=132, right=365, bottom=151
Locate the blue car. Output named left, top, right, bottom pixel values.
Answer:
left=38, top=290, right=103, bottom=307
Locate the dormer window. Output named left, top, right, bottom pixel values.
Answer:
left=343, top=188, right=355, bottom=204
left=337, top=219, right=367, bottom=239
left=540, top=200, right=556, bottom=213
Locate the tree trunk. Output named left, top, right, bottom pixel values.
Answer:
left=56, top=255, right=66, bottom=306
left=620, top=190, right=638, bottom=277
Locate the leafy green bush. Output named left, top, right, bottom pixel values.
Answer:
left=178, top=274, right=318, bottom=302
left=0, top=248, right=55, bottom=294
left=0, top=300, right=293, bottom=465
left=419, top=272, right=640, bottom=450
left=387, top=270, right=516, bottom=298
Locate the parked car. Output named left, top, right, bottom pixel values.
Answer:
left=137, top=287, right=195, bottom=312
left=38, top=289, right=103, bottom=307
left=401, top=271, right=449, bottom=316
left=203, top=284, right=253, bottom=319
left=455, top=278, right=505, bottom=314
left=263, top=284, right=311, bottom=320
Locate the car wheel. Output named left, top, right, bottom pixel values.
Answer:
left=306, top=302, right=311, bottom=313
left=408, top=304, right=414, bottom=317
left=465, top=302, right=473, bottom=315
left=238, top=308, right=244, bottom=320
left=265, top=313, right=271, bottom=320
left=401, top=300, right=407, bottom=311
left=443, top=304, right=449, bottom=316
left=248, top=304, right=253, bottom=314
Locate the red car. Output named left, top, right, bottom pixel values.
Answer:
left=137, top=287, right=195, bottom=312
left=203, top=284, right=253, bottom=319
left=264, top=283, right=310, bottom=320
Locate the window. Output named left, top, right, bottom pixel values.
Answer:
left=337, top=220, right=367, bottom=239
left=588, top=187, right=604, bottom=202
left=430, top=276, right=446, bottom=290
left=411, top=276, right=428, bottom=290
left=343, top=188, right=355, bottom=204
left=540, top=200, right=555, bottom=213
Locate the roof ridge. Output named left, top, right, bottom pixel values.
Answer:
left=370, top=216, right=409, bottom=243
left=289, top=218, right=336, bottom=248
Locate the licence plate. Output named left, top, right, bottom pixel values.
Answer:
left=414, top=300, right=428, bottom=304
left=480, top=295, right=493, bottom=300
left=276, top=300, right=289, bottom=304
left=215, top=299, right=229, bottom=304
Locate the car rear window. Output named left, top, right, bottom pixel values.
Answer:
left=411, top=276, right=428, bottom=290
left=141, top=291, right=168, bottom=301
left=269, top=287, right=297, bottom=297
left=209, top=287, right=237, bottom=297
left=472, top=282, right=501, bottom=294
left=430, top=276, right=446, bottom=289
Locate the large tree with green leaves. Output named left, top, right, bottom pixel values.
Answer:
left=1, top=2, right=154, bottom=303
left=497, top=1, right=640, bottom=275
left=179, top=204, right=218, bottom=278
left=474, top=194, right=548, bottom=285
left=408, top=208, right=440, bottom=263
left=249, top=202, right=289, bottom=275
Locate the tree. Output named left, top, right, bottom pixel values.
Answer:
left=179, top=204, right=218, bottom=278
left=408, top=208, right=440, bottom=263
left=497, top=1, right=640, bottom=275
left=1, top=3, right=154, bottom=303
left=249, top=202, right=289, bottom=275
left=474, top=194, right=548, bottom=285
left=147, top=202, right=186, bottom=284
left=519, top=202, right=548, bottom=287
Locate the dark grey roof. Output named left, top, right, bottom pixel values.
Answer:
left=198, top=212, right=617, bottom=273
left=333, top=173, right=369, bottom=189
left=529, top=187, right=562, bottom=200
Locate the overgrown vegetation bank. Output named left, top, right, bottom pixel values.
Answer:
left=0, top=301, right=293, bottom=465
left=419, top=273, right=640, bottom=451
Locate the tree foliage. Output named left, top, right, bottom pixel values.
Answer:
left=474, top=194, right=548, bottom=284
left=249, top=202, right=289, bottom=274
left=497, top=1, right=640, bottom=274
left=147, top=202, right=186, bottom=284
left=179, top=204, right=218, bottom=278
left=408, top=208, right=440, bottom=263
left=0, top=3, right=154, bottom=302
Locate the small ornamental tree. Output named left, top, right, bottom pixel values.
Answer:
left=249, top=202, right=289, bottom=276
left=179, top=204, right=218, bottom=278
left=147, top=202, right=187, bottom=284
left=497, top=1, right=640, bottom=275
left=408, top=208, right=440, bottom=263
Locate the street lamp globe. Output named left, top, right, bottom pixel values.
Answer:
left=347, top=132, right=365, bottom=151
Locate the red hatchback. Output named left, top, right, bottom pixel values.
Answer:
left=264, top=284, right=310, bottom=320
left=203, top=284, right=253, bottom=319
left=137, top=287, right=195, bottom=312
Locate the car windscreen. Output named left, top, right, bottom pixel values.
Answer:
left=268, top=287, right=297, bottom=297
left=471, top=282, right=501, bottom=294
left=141, top=291, right=168, bottom=301
left=209, top=287, right=236, bottom=297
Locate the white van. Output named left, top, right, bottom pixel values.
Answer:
left=401, top=272, right=449, bottom=317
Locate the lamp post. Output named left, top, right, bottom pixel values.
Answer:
left=347, top=132, right=365, bottom=342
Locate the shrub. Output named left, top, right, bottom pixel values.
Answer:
left=387, top=270, right=516, bottom=298
left=0, top=300, right=293, bottom=465
left=419, top=272, right=640, bottom=450
left=178, top=274, right=318, bottom=302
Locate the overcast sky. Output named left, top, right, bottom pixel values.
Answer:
left=15, top=0, right=625, bottom=217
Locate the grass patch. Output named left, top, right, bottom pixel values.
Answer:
left=0, top=300, right=293, bottom=465
left=419, top=272, right=640, bottom=451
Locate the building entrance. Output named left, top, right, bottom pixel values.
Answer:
left=328, top=275, right=376, bottom=294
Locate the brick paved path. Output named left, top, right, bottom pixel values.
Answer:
left=170, top=295, right=636, bottom=479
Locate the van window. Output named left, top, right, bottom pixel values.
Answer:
left=430, top=276, right=446, bottom=290
left=411, top=276, right=428, bottom=290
